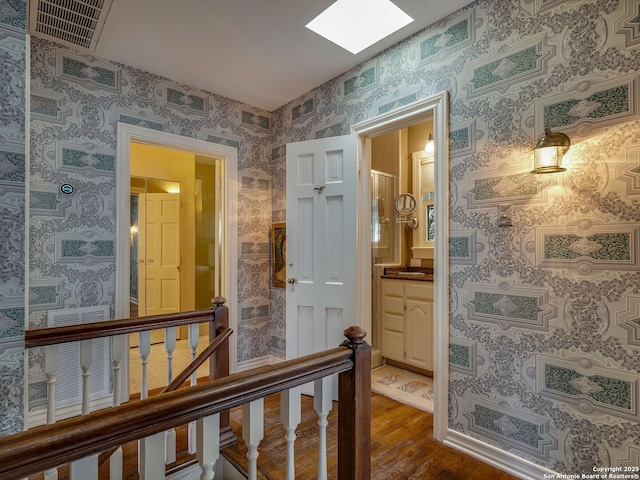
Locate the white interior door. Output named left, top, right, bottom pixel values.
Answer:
left=145, top=192, right=181, bottom=316
left=285, top=134, right=357, bottom=363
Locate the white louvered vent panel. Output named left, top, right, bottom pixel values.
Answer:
left=29, top=0, right=113, bottom=51
left=47, top=305, right=111, bottom=407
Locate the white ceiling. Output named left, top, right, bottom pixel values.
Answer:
left=93, top=0, right=473, bottom=111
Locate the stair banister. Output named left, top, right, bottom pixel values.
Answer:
left=0, top=326, right=371, bottom=480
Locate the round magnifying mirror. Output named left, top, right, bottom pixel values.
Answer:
left=394, top=193, right=417, bottom=216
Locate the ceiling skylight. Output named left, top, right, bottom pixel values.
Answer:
left=306, top=0, right=414, bottom=54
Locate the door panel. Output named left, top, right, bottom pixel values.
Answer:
left=298, top=197, right=315, bottom=282
left=325, top=195, right=344, bottom=282
left=285, top=134, right=357, bottom=364
left=145, top=193, right=181, bottom=316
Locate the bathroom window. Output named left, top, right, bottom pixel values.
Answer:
left=412, top=151, right=435, bottom=259
left=425, top=198, right=435, bottom=242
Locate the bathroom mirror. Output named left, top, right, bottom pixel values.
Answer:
left=394, top=193, right=418, bottom=216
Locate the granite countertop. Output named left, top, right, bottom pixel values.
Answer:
left=381, top=266, right=434, bottom=282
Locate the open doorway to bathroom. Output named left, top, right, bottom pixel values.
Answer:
left=369, top=119, right=436, bottom=415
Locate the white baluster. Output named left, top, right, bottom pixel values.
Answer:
left=110, top=446, right=123, bottom=480
left=188, top=323, right=200, bottom=454
left=44, top=344, right=59, bottom=480
left=139, top=432, right=165, bottom=480
left=314, top=377, right=333, bottom=480
left=164, top=327, right=177, bottom=464
left=69, top=454, right=98, bottom=480
left=137, top=330, right=152, bottom=475
left=110, top=335, right=124, bottom=480
left=79, top=339, right=92, bottom=415
left=111, top=335, right=124, bottom=407
left=242, top=399, right=264, bottom=480
left=281, top=387, right=301, bottom=480
left=164, top=326, right=177, bottom=384
left=197, top=413, right=220, bottom=480
left=138, top=331, right=151, bottom=399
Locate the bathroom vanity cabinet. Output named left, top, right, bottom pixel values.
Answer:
left=381, top=278, right=434, bottom=372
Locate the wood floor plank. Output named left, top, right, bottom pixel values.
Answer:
left=223, top=392, right=520, bottom=480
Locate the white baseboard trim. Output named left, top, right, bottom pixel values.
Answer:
left=166, top=462, right=201, bottom=480
left=27, top=394, right=113, bottom=428
left=235, top=355, right=273, bottom=372
left=445, top=429, right=558, bottom=480
left=166, top=454, right=245, bottom=480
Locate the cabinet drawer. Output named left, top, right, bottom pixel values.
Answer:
left=383, top=312, right=404, bottom=332
left=383, top=296, right=404, bottom=315
left=382, top=280, right=404, bottom=297
left=405, top=281, right=434, bottom=300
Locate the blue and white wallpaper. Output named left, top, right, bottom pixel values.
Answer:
left=26, top=18, right=275, bottom=406
left=269, top=0, right=640, bottom=474
left=1, top=0, right=640, bottom=475
left=0, top=0, right=26, bottom=436
left=27, top=37, right=275, bottom=366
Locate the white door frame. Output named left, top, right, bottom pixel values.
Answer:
left=115, top=123, right=239, bottom=392
left=352, top=91, right=450, bottom=441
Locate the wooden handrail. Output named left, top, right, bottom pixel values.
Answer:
left=25, top=307, right=216, bottom=348
left=162, top=326, right=233, bottom=393
left=97, top=325, right=235, bottom=466
left=0, top=335, right=365, bottom=480
left=26, top=296, right=235, bottom=449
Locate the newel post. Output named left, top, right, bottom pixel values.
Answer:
left=338, top=326, right=371, bottom=480
left=211, top=296, right=235, bottom=447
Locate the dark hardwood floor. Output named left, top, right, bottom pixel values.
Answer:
left=224, top=392, right=519, bottom=480
left=29, top=391, right=519, bottom=480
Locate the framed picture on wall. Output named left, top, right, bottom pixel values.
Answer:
left=271, top=222, right=286, bottom=288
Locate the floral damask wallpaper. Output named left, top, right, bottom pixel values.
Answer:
left=25, top=19, right=275, bottom=413
left=26, top=36, right=276, bottom=377
left=1, top=0, right=640, bottom=475
left=0, top=0, right=26, bottom=436
left=268, top=0, right=640, bottom=474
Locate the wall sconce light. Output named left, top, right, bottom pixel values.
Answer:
left=531, top=128, right=571, bottom=174
left=424, top=133, right=435, bottom=155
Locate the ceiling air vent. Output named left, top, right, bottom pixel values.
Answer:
left=28, top=0, right=113, bottom=51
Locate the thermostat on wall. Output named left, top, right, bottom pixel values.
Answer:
left=60, top=184, right=74, bottom=195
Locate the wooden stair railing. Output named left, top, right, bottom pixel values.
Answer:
left=162, top=326, right=233, bottom=393
left=0, top=326, right=371, bottom=480
left=25, top=299, right=229, bottom=347
left=24, top=297, right=235, bottom=451
left=94, top=324, right=234, bottom=469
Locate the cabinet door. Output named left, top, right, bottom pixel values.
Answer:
left=382, top=321, right=404, bottom=362
left=404, top=298, right=433, bottom=370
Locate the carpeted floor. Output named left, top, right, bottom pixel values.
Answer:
left=371, top=364, right=434, bottom=413
left=130, top=345, right=435, bottom=414
left=129, top=336, right=210, bottom=395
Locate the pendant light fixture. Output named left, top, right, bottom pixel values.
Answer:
left=424, top=133, right=434, bottom=154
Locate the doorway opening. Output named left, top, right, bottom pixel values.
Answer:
left=368, top=119, right=435, bottom=411
left=353, top=91, right=450, bottom=441
left=116, top=123, right=238, bottom=401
